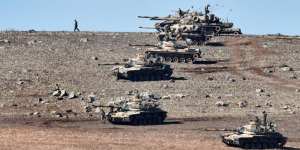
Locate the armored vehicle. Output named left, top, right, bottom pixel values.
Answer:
left=130, top=41, right=202, bottom=63
left=113, top=54, right=173, bottom=81
left=102, top=92, right=167, bottom=125
left=138, top=5, right=242, bottom=45
left=222, top=112, right=287, bottom=149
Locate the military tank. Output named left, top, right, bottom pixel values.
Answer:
left=138, top=4, right=242, bottom=45
left=130, top=41, right=202, bottom=63
left=221, top=112, right=287, bottom=149
left=101, top=91, right=167, bottom=125
left=113, top=54, right=173, bottom=81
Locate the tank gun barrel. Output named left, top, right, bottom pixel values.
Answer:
left=138, top=26, right=156, bottom=30
left=203, top=128, right=237, bottom=132
left=138, top=16, right=179, bottom=21
left=129, top=43, right=159, bottom=47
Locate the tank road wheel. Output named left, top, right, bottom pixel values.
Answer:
left=172, top=57, right=179, bottom=63
left=138, top=117, right=146, bottom=125
left=165, top=57, right=172, bottom=62
left=153, top=116, right=163, bottom=125
left=256, top=143, right=262, bottom=149
left=156, top=75, right=162, bottom=81
left=234, top=31, right=240, bottom=36
left=132, top=117, right=139, bottom=125
left=243, top=143, right=251, bottom=149
left=215, top=26, right=221, bottom=33
left=193, top=54, right=199, bottom=59
left=179, top=58, right=185, bottom=63
left=185, top=58, right=192, bottom=63
left=262, top=143, right=269, bottom=149
left=251, top=143, right=258, bottom=149
left=150, top=75, right=156, bottom=81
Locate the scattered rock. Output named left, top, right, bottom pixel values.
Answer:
left=50, top=111, right=57, bottom=115
left=16, top=80, right=24, bottom=85
left=238, top=101, right=248, bottom=108
left=95, top=107, right=101, bottom=113
left=84, top=106, right=92, bottom=113
left=22, top=69, right=29, bottom=73
left=92, top=101, right=102, bottom=107
left=91, top=56, right=98, bottom=60
left=265, top=101, right=272, bottom=107
left=66, top=109, right=73, bottom=113
left=174, top=94, right=186, bottom=99
left=229, top=78, right=236, bottom=82
left=215, top=101, right=229, bottom=107
left=88, top=93, right=96, bottom=103
left=282, top=105, right=289, bottom=110
left=207, top=77, right=214, bottom=81
left=264, top=68, right=274, bottom=74
left=289, top=74, right=297, bottom=79
left=205, top=95, right=211, bottom=98
left=296, top=89, right=300, bottom=93
left=162, top=95, right=171, bottom=99
left=256, top=88, right=264, bottom=93
left=33, top=112, right=41, bottom=117
left=27, top=40, right=38, bottom=45
left=255, top=104, right=262, bottom=108
left=68, top=92, right=76, bottom=99
left=127, top=90, right=139, bottom=95
left=59, top=90, right=67, bottom=97
left=80, top=38, right=88, bottom=43
left=55, top=113, right=63, bottom=118
left=38, top=98, right=44, bottom=103
left=162, top=84, right=169, bottom=89
left=290, top=110, right=296, bottom=114
left=280, top=66, right=293, bottom=72
left=52, top=90, right=61, bottom=96
left=0, top=39, right=10, bottom=44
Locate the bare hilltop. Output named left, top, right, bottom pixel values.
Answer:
left=0, top=31, right=299, bottom=150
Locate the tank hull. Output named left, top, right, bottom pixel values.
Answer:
left=116, top=67, right=173, bottom=81
left=108, top=111, right=167, bottom=125
left=146, top=51, right=201, bottom=63
left=222, top=133, right=287, bottom=149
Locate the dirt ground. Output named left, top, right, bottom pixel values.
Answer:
left=0, top=32, right=299, bottom=149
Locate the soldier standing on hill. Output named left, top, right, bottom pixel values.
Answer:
left=74, top=19, right=80, bottom=32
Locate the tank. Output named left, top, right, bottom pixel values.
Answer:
left=101, top=91, right=167, bottom=125
left=113, top=54, right=173, bottom=81
left=138, top=4, right=242, bottom=45
left=221, top=112, right=287, bottom=149
left=130, top=41, right=202, bottom=63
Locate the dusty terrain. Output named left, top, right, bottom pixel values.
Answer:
left=0, top=32, right=299, bottom=150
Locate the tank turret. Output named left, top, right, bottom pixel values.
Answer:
left=221, top=112, right=287, bottom=149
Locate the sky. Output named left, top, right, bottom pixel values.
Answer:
left=0, top=0, right=299, bottom=35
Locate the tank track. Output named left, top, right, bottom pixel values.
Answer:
left=145, top=51, right=201, bottom=63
